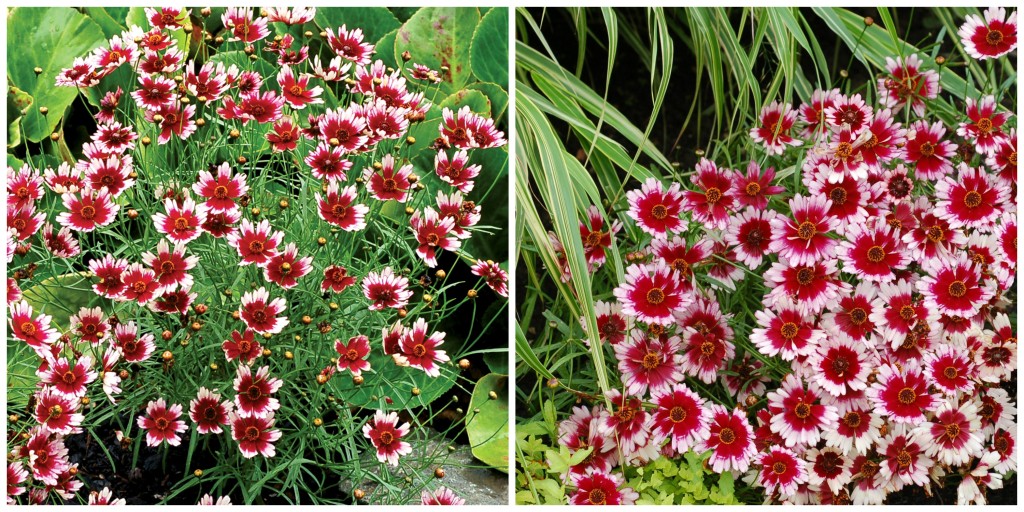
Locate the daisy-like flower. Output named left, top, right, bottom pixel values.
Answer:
left=265, top=7, right=315, bottom=25
left=310, top=54, right=352, bottom=82
left=69, top=306, right=108, bottom=345
left=41, top=223, right=80, bottom=258
left=421, top=486, right=466, bottom=506
left=410, top=207, right=460, bottom=267
left=597, top=390, right=650, bottom=456
left=239, top=287, right=289, bottom=335
left=987, top=128, right=1017, bottom=187
left=613, top=262, right=691, bottom=326
left=877, top=54, right=941, bottom=117
left=808, top=333, right=872, bottom=397
left=364, top=101, right=409, bottom=141
left=837, top=221, right=907, bottom=283
left=189, top=387, right=233, bottom=435
left=859, top=108, right=906, bottom=170
left=146, top=7, right=188, bottom=28
left=767, top=374, right=840, bottom=448
left=769, top=194, right=838, bottom=266
left=234, top=365, right=283, bottom=418
left=435, top=149, right=480, bottom=193
left=153, top=197, right=206, bottom=244
left=877, top=426, right=933, bottom=491
left=868, top=362, right=934, bottom=424
left=614, top=331, right=683, bottom=396
left=222, top=329, right=262, bottom=365
left=95, top=87, right=123, bottom=124
left=650, top=383, right=709, bottom=453
left=150, top=286, right=197, bottom=316
left=267, top=117, right=300, bottom=152
left=316, top=181, right=369, bottom=231
left=8, top=164, right=44, bottom=209
left=626, top=177, right=685, bottom=238
left=230, top=411, right=281, bottom=458
left=903, top=197, right=966, bottom=262
left=649, top=236, right=710, bottom=287
left=400, top=318, right=450, bottom=377
left=733, top=161, right=785, bottom=210
left=805, top=446, right=852, bottom=495
left=904, top=120, right=957, bottom=180
left=320, top=107, right=369, bottom=153
left=277, top=65, right=323, bottom=109
left=924, top=343, right=976, bottom=396
left=959, top=450, right=1005, bottom=505
left=824, top=282, right=878, bottom=341
left=959, top=7, right=1018, bottom=60
left=235, top=90, right=285, bottom=125
left=917, top=253, right=993, bottom=318
left=192, top=163, right=247, bottom=213
left=824, top=93, right=873, bottom=134
left=92, top=121, right=137, bottom=154
left=9, top=203, right=44, bottom=243
left=120, top=263, right=163, bottom=304
left=146, top=101, right=197, bottom=144
left=364, top=154, right=412, bottom=203
left=559, top=406, right=618, bottom=475
left=750, top=101, right=802, bottom=155
left=138, top=48, right=185, bottom=75
left=113, top=322, right=155, bottom=363
left=825, top=408, right=883, bottom=456
left=132, top=74, right=176, bottom=110
left=725, top=208, right=777, bottom=268
left=758, top=446, right=808, bottom=498
left=978, top=387, right=1016, bottom=436
left=363, top=410, right=412, bottom=466
left=8, top=460, right=29, bottom=502
left=363, top=267, right=413, bottom=311
left=198, top=494, right=233, bottom=506
left=142, top=239, right=198, bottom=291
left=84, top=156, right=134, bottom=198
left=88, top=487, right=126, bottom=505
left=958, top=95, right=1011, bottom=154
left=57, top=188, right=119, bottom=232
left=918, top=399, right=983, bottom=466
left=23, top=426, right=70, bottom=486
left=799, top=88, right=840, bottom=139
left=321, top=265, right=356, bottom=294
left=88, top=254, right=129, bottom=299
left=201, top=209, right=241, bottom=238
left=439, top=106, right=506, bottom=149
left=701, top=404, right=756, bottom=473
left=934, top=163, right=1007, bottom=231
left=569, top=469, right=638, bottom=505
left=991, top=428, right=1017, bottom=473
left=326, top=25, right=374, bottom=65
left=263, top=243, right=313, bottom=289
left=471, top=259, right=509, bottom=298
left=976, top=329, right=1017, bottom=384
left=305, top=142, right=352, bottom=181
left=10, top=300, right=60, bottom=350
left=682, top=158, right=735, bottom=230
left=579, top=205, right=620, bottom=270
left=227, top=219, right=283, bottom=266
left=750, top=298, right=824, bottom=361
left=222, top=7, right=270, bottom=43
left=334, top=334, right=371, bottom=377
left=137, top=398, right=188, bottom=447
left=33, top=387, right=84, bottom=435
left=680, top=327, right=734, bottom=384
left=763, top=258, right=848, bottom=315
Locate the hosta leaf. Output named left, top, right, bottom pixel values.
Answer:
left=470, top=7, right=509, bottom=89
left=313, top=7, right=401, bottom=45
left=395, top=8, right=480, bottom=93
left=467, top=82, right=508, bottom=123
left=7, top=7, right=106, bottom=142
left=84, top=7, right=130, bottom=39
left=327, top=349, right=458, bottom=411
left=465, top=373, right=508, bottom=471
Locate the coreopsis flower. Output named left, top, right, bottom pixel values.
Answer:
left=55, top=57, right=101, bottom=88
left=334, top=334, right=371, bottom=377
left=310, top=54, right=351, bottom=82
left=904, top=120, right=957, bottom=180
left=597, top=390, right=650, bottom=455
left=804, top=447, right=852, bottom=495
left=234, top=365, right=283, bottom=418
left=958, top=450, right=1005, bottom=505
left=559, top=406, right=618, bottom=475
left=137, top=398, right=187, bottom=447
left=823, top=93, right=873, bottom=134
left=976, top=327, right=1017, bottom=383
left=363, top=267, right=413, bottom=311
left=724, top=207, right=777, bottom=268
left=421, top=487, right=466, bottom=506
left=88, top=487, right=126, bottom=505
left=750, top=101, right=802, bottom=155
left=400, top=318, right=450, bottom=377
left=917, top=398, right=984, bottom=466
left=820, top=125, right=869, bottom=182
left=230, top=412, right=281, bottom=458
left=733, top=161, right=785, bottom=210
left=276, top=65, right=323, bottom=109
left=145, top=7, right=188, bottom=28
left=435, top=191, right=481, bottom=241
left=321, top=265, right=357, bottom=294
left=614, top=331, right=683, bottom=396
left=959, top=7, right=1018, bottom=60
left=44, top=162, right=84, bottom=194
left=227, top=218, right=284, bottom=265
left=68, top=306, right=108, bottom=345
left=83, top=156, right=134, bottom=198
left=682, top=158, right=735, bottom=230
left=991, top=428, right=1017, bottom=473
left=569, top=469, right=638, bottom=505
left=924, top=343, right=976, bottom=395
left=183, top=60, right=232, bottom=101
left=267, top=117, right=300, bottom=152
left=859, top=108, right=906, bottom=170
left=10, top=300, right=59, bottom=350
left=763, top=258, right=848, bottom=315
left=325, top=25, right=374, bottom=65
left=799, top=88, right=840, bottom=139
left=189, top=387, right=233, bottom=435
left=935, top=163, right=1007, bottom=231
left=769, top=194, right=838, bottom=266
left=471, top=259, right=509, bottom=298
left=138, top=47, right=185, bottom=75
left=435, top=149, right=480, bottom=193
left=440, top=106, right=506, bottom=149
left=88, top=254, right=129, bottom=299
left=320, top=107, right=369, bottom=153
left=8, top=461, right=29, bottom=503
left=363, top=154, right=412, bottom=203
left=120, top=263, right=163, bottom=304
left=33, top=387, right=83, bottom=435
left=58, top=188, right=119, bottom=232
left=113, top=322, right=155, bottom=363
left=751, top=298, right=824, bottom=361
left=868, top=362, right=935, bottom=424
left=879, top=164, right=915, bottom=206
left=625, top=178, right=685, bottom=238
left=132, top=74, right=176, bottom=110
left=91, top=120, right=137, bottom=154
left=363, top=410, right=412, bottom=466
left=236, top=90, right=285, bottom=125
left=305, top=143, right=351, bottom=181
left=39, top=356, right=98, bottom=399
left=7, top=278, right=22, bottom=305
left=410, top=207, right=460, bottom=267
left=266, top=7, right=315, bottom=25
left=877, top=426, right=932, bottom=491
left=316, top=181, right=369, bottom=231
left=198, top=494, right=233, bottom=506
left=154, top=197, right=206, bottom=244
left=987, top=128, right=1017, bottom=187
left=808, top=334, right=873, bottom=397
left=680, top=326, right=734, bottom=384
left=239, top=287, right=289, bottom=335
left=613, top=262, right=690, bottom=326
left=837, top=221, right=908, bottom=282
left=147, top=101, right=197, bottom=144
left=823, top=282, right=877, bottom=341
left=410, top=63, right=442, bottom=83
left=364, top=101, right=409, bottom=141
left=978, top=387, right=1016, bottom=436
left=767, top=374, right=840, bottom=448
left=902, top=197, right=966, bottom=262
left=825, top=408, right=883, bottom=456
left=701, top=404, right=756, bottom=473
left=650, top=383, right=709, bottom=453
left=23, top=427, right=70, bottom=486
left=917, top=253, right=994, bottom=318
left=758, top=446, right=808, bottom=498
left=876, top=54, right=940, bottom=116
left=959, top=95, right=1011, bottom=154
left=150, top=285, right=197, bottom=315
left=142, top=239, right=198, bottom=291
left=222, top=7, right=270, bottom=43
left=263, top=243, right=312, bottom=289
left=8, top=164, right=44, bottom=209
left=222, top=329, right=262, bottom=364
left=192, top=163, right=248, bottom=213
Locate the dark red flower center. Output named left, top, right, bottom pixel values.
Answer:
left=963, top=190, right=983, bottom=208
left=83, top=323, right=98, bottom=334
left=1008, top=152, right=1017, bottom=166
left=160, top=261, right=175, bottom=274
left=669, top=406, right=687, bottom=423
left=615, top=406, right=635, bottom=423
left=829, top=187, right=847, bottom=205
left=943, top=366, right=959, bottom=380
left=100, top=174, right=116, bottom=186
left=155, top=417, right=169, bottom=430
left=252, top=310, right=267, bottom=323
left=584, top=231, right=603, bottom=248
left=452, top=127, right=467, bottom=141
left=244, top=425, right=260, bottom=441
left=238, top=340, right=251, bottom=352
left=861, top=460, right=880, bottom=477
left=16, top=186, right=30, bottom=198
left=899, top=304, right=916, bottom=321
left=13, top=218, right=26, bottom=229
left=842, top=411, right=862, bottom=428
left=718, top=427, right=736, bottom=444
left=918, top=142, right=935, bottom=157
left=986, top=29, right=1004, bottom=45
left=641, top=351, right=660, bottom=370
left=646, top=287, right=665, bottom=305
left=289, top=85, right=304, bottom=96
left=345, top=348, right=359, bottom=361
left=889, top=177, right=912, bottom=198
left=744, top=228, right=764, bottom=246
left=985, top=346, right=1012, bottom=364
left=831, top=356, right=850, bottom=376
left=835, top=142, right=853, bottom=159
left=779, top=322, right=799, bottom=340
left=794, top=402, right=811, bottom=419
left=980, top=402, right=995, bottom=419
left=164, top=112, right=178, bottom=124
left=849, top=307, right=868, bottom=325
left=250, top=105, right=266, bottom=117
left=588, top=489, right=607, bottom=505
left=797, top=221, right=816, bottom=240
left=897, top=387, right=916, bottom=405
left=204, top=406, right=218, bottom=421
left=704, top=187, right=722, bottom=204
left=840, top=110, right=860, bottom=125
left=867, top=246, right=886, bottom=263
left=796, top=267, right=814, bottom=285
left=896, top=450, right=912, bottom=468
left=672, top=258, right=690, bottom=275
left=745, top=182, right=761, bottom=196
left=214, top=185, right=229, bottom=199
left=995, top=435, right=1009, bottom=453
left=62, top=370, right=78, bottom=384
left=35, top=449, right=49, bottom=464
left=249, top=240, right=265, bottom=253
left=132, top=280, right=147, bottom=293
left=80, top=205, right=97, bottom=219
left=651, top=204, right=668, bottom=220
left=426, top=233, right=440, bottom=245
left=247, top=385, right=262, bottom=400
left=944, top=423, right=961, bottom=440
left=772, top=461, right=787, bottom=475
left=174, top=217, right=190, bottom=230
left=332, top=204, right=348, bottom=217
left=412, top=343, right=427, bottom=357
left=947, top=280, right=967, bottom=298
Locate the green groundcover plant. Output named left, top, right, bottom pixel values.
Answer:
left=516, top=7, right=1016, bottom=505
left=7, top=6, right=509, bottom=505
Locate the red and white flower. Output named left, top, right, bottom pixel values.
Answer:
left=146, top=102, right=197, bottom=144
left=132, top=74, right=176, bottom=110
left=569, top=469, right=638, bottom=505
left=334, top=334, right=371, bottom=377
left=987, top=128, right=1017, bottom=187
left=326, top=25, right=374, bottom=65
left=239, top=287, right=289, bottom=335
left=145, top=7, right=188, bottom=28
left=364, top=154, right=412, bottom=203
left=319, top=107, right=368, bottom=153
left=421, top=487, right=466, bottom=506
left=804, top=446, right=852, bottom=495
left=192, top=163, right=247, bottom=213
left=918, top=398, right=983, bottom=466
left=701, top=404, right=756, bottom=473
left=363, top=410, right=412, bottom=466
left=23, top=427, right=70, bottom=486
left=277, top=65, right=323, bottom=109
left=757, top=446, right=808, bottom=498
left=824, top=407, right=883, bottom=456
left=113, top=322, right=155, bottom=363
left=321, top=264, right=357, bottom=294
left=41, top=223, right=80, bottom=258
left=400, top=318, right=450, bottom=377
left=751, top=298, right=823, bottom=361
left=10, top=300, right=59, bottom=351
left=725, top=207, right=777, bottom=268
left=221, top=7, right=270, bottom=43
left=750, top=101, right=802, bottom=155
left=471, top=260, right=509, bottom=298
left=934, top=163, right=1007, bottom=231
left=838, top=220, right=908, bottom=282
left=227, top=218, right=284, bottom=266
left=58, top=188, right=119, bottom=232
left=614, top=331, right=683, bottom=396
left=958, top=7, right=1017, bottom=60
left=597, top=390, right=651, bottom=456
left=263, top=243, right=313, bottom=289
left=958, top=95, right=1011, bottom=154
left=763, top=258, right=848, bottom=315
left=154, top=197, right=207, bottom=244
left=230, top=412, right=282, bottom=458
left=137, top=398, right=188, bottom=447
left=877, top=426, right=932, bottom=491
left=867, top=362, right=935, bottom=424
left=904, top=120, right=957, bottom=181
left=769, top=194, right=838, bottom=266
left=682, top=158, right=735, bottom=230
left=142, top=239, right=197, bottom=291
left=613, top=262, right=691, bottom=326
left=435, top=149, right=480, bottom=193
left=222, top=329, right=262, bottom=365
left=824, top=93, right=873, bottom=134
left=924, top=343, right=976, bottom=396
left=650, top=383, right=709, bottom=453
left=120, top=263, right=163, bottom=304
left=69, top=306, right=108, bottom=345
left=410, top=207, right=460, bottom=267
left=362, top=267, right=413, bottom=311
left=33, top=387, right=84, bottom=435
left=917, top=253, right=994, bottom=318
left=876, top=54, right=940, bottom=117
left=189, top=387, right=233, bottom=435
left=808, top=333, right=873, bottom=397
left=234, top=365, right=283, bottom=418
left=626, top=177, right=685, bottom=238
left=316, top=181, right=369, bottom=231
left=767, top=374, right=840, bottom=448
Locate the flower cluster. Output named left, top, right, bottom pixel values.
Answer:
left=552, top=8, right=1016, bottom=506
left=8, top=6, right=506, bottom=504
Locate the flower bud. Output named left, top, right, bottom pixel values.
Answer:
left=434, top=467, right=445, bottom=479
left=313, top=418, right=323, bottom=427
left=39, top=106, right=48, bottom=115
left=194, top=469, right=204, bottom=477
left=402, top=50, right=412, bottom=62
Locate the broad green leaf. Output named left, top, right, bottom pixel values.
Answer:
left=84, top=7, right=130, bottom=39
left=395, top=8, right=480, bottom=93
left=7, top=7, right=107, bottom=142
left=313, top=7, right=401, bottom=45
left=465, top=373, right=509, bottom=472
left=326, top=349, right=457, bottom=411
left=438, top=89, right=491, bottom=117
left=373, top=28, right=400, bottom=72
left=21, top=271, right=109, bottom=329
left=460, top=147, right=508, bottom=263
left=466, top=82, right=508, bottom=122
left=470, top=7, right=509, bottom=89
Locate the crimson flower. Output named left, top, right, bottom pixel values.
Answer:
left=137, top=398, right=188, bottom=447
left=222, top=329, right=262, bottom=364
left=230, top=412, right=282, bottom=458
left=334, top=335, right=372, bottom=377
left=189, top=387, right=234, bottom=435
left=958, top=7, right=1017, bottom=60
left=233, top=365, right=283, bottom=418
left=363, top=410, right=412, bottom=466
left=239, top=287, right=289, bottom=335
